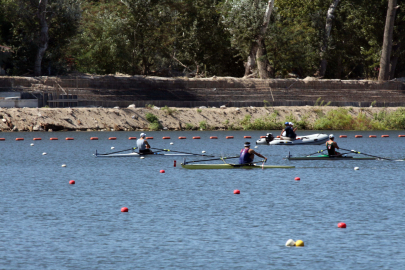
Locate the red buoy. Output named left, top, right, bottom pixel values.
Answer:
left=338, top=222, right=346, bottom=228
left=234, top=190, right=240, bottom=194
left=295, top=177, right=301, bottom=181
left=69, top=180, right=75, bottom=185
left=160, top=170, right=165, bottom=173
left=121, top=207, right=128, bottom=212
left=173, top=160, right=176, bottom=167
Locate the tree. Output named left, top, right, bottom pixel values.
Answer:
left=378, top=0, right=398, bottom=81
left=317, top=0, right=340, bottom=77
left=223, top=0, right=275, bottom=79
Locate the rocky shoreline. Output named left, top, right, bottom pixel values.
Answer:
left=0, top=106, right=402, bottom=132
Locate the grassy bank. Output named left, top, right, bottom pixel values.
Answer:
left=236, top=107, right=405, bottom=131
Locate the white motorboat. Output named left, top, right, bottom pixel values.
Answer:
left=256, top=133, right=328, bottom=145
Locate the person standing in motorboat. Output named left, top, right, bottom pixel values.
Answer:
left=280, top=122, right=296, bottom=140
left=137, top=133, right=153, bottom=154
left=239, top=142, right=267, bottom=164
left=326, top=134, right=341, bottom=156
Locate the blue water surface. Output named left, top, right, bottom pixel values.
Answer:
left=1, top=130, right=405, bottom=269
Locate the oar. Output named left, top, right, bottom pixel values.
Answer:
left=184, top=156, right=239, bottom=164
left=96, top=147, right=137, bottom=156
left=306, top=149, right=328, bottom=157
left=339, top=148, right=394, bottom=161
left=152, top=148, right=216, bottom=157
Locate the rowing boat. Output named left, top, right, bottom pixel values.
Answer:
left=181, top=163, right=295, bottom=169
left=256, top=133, right=328, bottom=145
left=94, top=151, right=195, bottom=157
left=287, top=154, right=377, bottom=160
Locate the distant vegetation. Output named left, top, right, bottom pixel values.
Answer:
left=0, top=0, right=403, bottom=79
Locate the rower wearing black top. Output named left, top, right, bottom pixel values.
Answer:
left=280, top=122, right=296, bottom=140
left=326, top=134, right=341, bottom=156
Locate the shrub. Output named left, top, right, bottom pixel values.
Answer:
left=185, top=123, right=194, bottom=130
left=145, top=112, right=162, bottom=130
left=199, top=120, right=208, bottom=130
left=162, top=106, right=177, bottom=115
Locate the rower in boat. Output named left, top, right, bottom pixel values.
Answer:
left=280, top=122, right=296, bottom=141
left=137, top=133, right=153, bottom=154
left=239, top=142, right=267, bottom=164
left=326, top=134, right=341, bottom=157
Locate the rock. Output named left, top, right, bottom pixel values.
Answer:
left=153, top=106, right=161, bottom=110
left=1, top=119, right=6, bottom=122
left=114, top=106, right=120, bottom=109
left=33, top=125, right=44, bottom=131
left=131, top=115, right=137, bottom=119
left=199, top=106, right=207, bottom=109
left=303, top=76, right=318, bottom=81
left=128, top=104, right=136, bottom=108
left=48, top=129, right=53, bottom=132
left=220, top=105, right=226, bottom=109
left=235, top=108, right=240, bottom=111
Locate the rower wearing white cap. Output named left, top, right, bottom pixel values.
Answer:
left=326, top=134, right=341, bottom=156
left=280, top=122, right=296, bottom=140
left=137, top=133, right=152, bottom=154
left=239, top=142, right=267, bottom=164
left=289, top=122, right=298, bottom=139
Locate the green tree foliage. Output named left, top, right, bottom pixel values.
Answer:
left=0, top=0, right=404, bottom=79
left=0, top=0, right=81, bottom=75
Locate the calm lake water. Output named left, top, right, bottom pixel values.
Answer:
left=1, top=130, right=405, bottom=269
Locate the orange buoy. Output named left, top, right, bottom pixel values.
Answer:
left=66, top=137, right=74, bottom=140
left=381, top=135, right=389, bottom=138
left=33, top=138, right=42, bottom=141
left=146, top=137, right=153, bottom=139
left=121, top=207, right=128, bottom=212
left=0, top=138, right=5, bottom=141
left=50, top=138, right=58, bottom=140
left=109, top=137, right=117, bottom=140
left=276, top=135, right=280, bottom=138
left=355, top=135, right=363, bottom=138
left=234, top=190, right=240, bottom=194
left=295, top=177, right=301, bottom=181
left=90, top=137, right=98, bottom=140
left=260, top=136, right=266, bottom=138
left=178, top=136, right=186, bottom=139
left=128, top=137, right=137, bottom=140
left=15, top=138, right=24, bottom=141
left=337, top=222, right=346, bottom=228
left=162, top=137, right=171, bottom=139
left=369, top=135, right=377, bottom=138
left=244, top=136, right=252, bottom=139
left=226, top=136, right=234, bottom=139
left=399, top=135, right=405, bottom=138
left=192, top=136, right=201, bottom=139
left=160, top=170, right=165, bottom=173
left=210, top=136, right=218, bottom=139
left=339, top=135, right=347, bottom=138
left=69, top=180, right=75, bottom=185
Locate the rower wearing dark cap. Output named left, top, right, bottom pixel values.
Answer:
left=239, top=142, right=267, bottom=164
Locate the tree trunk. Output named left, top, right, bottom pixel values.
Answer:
left=317, top=0, right=340, bottom=78
left=378, top=0, right=398, bottom=81
left=34, top=0, right=49, bottom=77
left=244, top=0, right=274, bottom=79
left=388, top=43, right=400, bottom=80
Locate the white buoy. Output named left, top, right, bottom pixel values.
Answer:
left=202, top=151, right=206, bottom=153
left=285, top=239, right=296, bottom=247
left=111, top=147, right=115, bottom=150
left=62, top=164, right=67, bottom=167
left=42, top=152, right=47, bottom=155
left=255, top=146, right=258, bottom=148
left=170, top=142, right=174, bottom=145
left=30, top=143, right=34, bottom=146
left=140, top=157, right=145, bottom=159
left=354, top=167, right=359, bottom=170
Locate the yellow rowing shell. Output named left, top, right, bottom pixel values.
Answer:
left=181, top=163, right=295, bottom=169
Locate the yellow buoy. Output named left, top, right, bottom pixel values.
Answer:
left=295, top=240, right=304, bottom=247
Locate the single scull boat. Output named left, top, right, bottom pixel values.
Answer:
left=181, top=163, right=295, bottom=169
left=287, top=154, right=377, bottom=160
left=94, top=150, right=195, bottom=157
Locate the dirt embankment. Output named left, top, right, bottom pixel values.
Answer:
left=0, top=106, right=400, bottom=132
